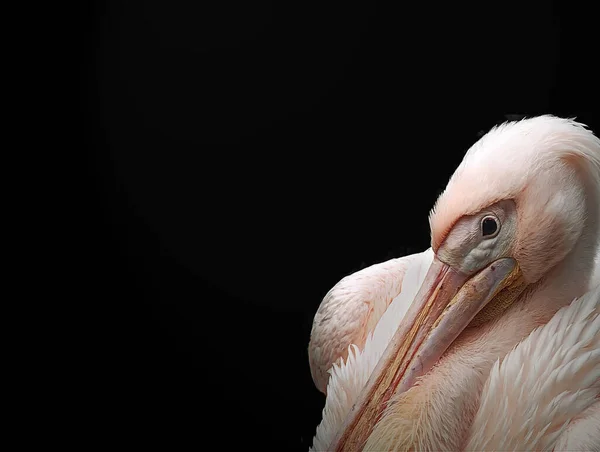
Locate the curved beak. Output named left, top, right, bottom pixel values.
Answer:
left=331, top=256, right=526, bottom=451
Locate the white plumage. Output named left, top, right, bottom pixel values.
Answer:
left=466, top=283, right=600, bottom=450
left=308, top=115, right=600, bottom=451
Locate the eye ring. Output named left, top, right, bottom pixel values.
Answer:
left=481, top=215, right=500, bottom=238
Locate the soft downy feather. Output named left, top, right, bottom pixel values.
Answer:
left=465, top=283, right=600, bottom=451
left=553, top=401, right=600, bottom=451
left=309, top=248, right=434, bottom=451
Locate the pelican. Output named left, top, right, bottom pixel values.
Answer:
left=308, top=115, right=600, bottom=451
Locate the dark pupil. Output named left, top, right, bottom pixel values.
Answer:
left=482, top=218, right=497, bottom=236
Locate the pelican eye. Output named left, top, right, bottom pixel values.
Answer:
left=481, top=216, right=499, bottom=237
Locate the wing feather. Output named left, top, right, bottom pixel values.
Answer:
left=309, top=248, right=434, bottom=451
left=308, top=250, right=432, bottom=393
left=465, top=283, right=600, bottom=451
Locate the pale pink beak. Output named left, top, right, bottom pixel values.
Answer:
left=330, top=256, right=523, bottom=451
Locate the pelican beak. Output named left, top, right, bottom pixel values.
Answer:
left=331, top=256, right=525, bottom=451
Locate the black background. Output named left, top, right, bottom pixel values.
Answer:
left=80, top=1, right=597, bottom=449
